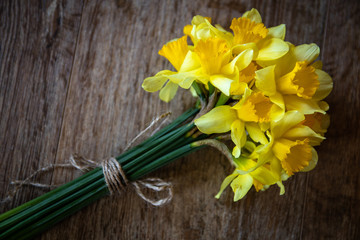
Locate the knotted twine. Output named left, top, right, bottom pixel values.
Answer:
left=69, top=154, right=173, bottom=206
left=2, top=112, right=173, bottom=206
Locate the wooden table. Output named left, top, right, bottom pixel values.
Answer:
left=1, top=0, right=359, bottom=239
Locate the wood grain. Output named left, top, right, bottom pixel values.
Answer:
left=1, top=0, right=359, bottom=239
left=0, top=0, right=83, bottom=211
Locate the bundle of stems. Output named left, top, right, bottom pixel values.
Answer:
left=0, top=106, right=210, bottom=240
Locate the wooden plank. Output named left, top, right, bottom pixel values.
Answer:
left=300, top=0, right=360, bottom=239
left=0, top=0, right=83, bottom=213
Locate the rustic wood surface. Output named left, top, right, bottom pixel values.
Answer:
left=1, top=0, right=359, bottom=239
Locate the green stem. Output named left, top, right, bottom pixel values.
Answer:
left=3, top=140, right=205, bottom=240
left=0, top=108, right=204, bottom=240
left=215, top=93, right=230, bottom=107
left=191, top=82, right=206, bottom=102
left=0, top=108, right=199, bottom=235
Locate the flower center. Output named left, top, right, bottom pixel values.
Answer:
left=194, top=38, right=230, bottom=75
left=273, top=138, right=312, bottom=176
left=277, top=61, right=319, bottom=99
left=236, top=92, right=273, bottom=122
left=231, top=62, right=258, bottom=95
left=302, top=113, right=330, bottom=135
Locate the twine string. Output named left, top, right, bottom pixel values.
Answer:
left=2, top=112, right=173, bottom=206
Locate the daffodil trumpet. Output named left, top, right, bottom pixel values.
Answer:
left=0, top=8, right=332, bottom=240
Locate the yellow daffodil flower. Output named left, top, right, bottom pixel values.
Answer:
left=215, top=155, right=281, bottom=201
left=192, top=38, right=254, bottom=95
left=263, top=111, right=324, bottom=176
left=255, top=64, right=332, bottom=116
left=184, top=15, right=233, bottom=45
left=228, top=9, right=289, bottom=95
left=142, top=36, right=202, bottom=102
left=195, top=89, right=276, bottom=157
left=255, top=43, right=333, bottom=114
left=142, top=10, right=332, bottom=203
left=230, top=9, right=289, bottom=62
left=182, top=9, right=290, bottom=97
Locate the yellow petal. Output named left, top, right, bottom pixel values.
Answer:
left=267, top=24, right=286, bottom=40
left=256, top=42, right=295, bottom=77
left=231, top=120, right=246, bottom=157
left=251, top=164, right=280, bottom=187
left=244, top=141, right=257, bottom=153
left=273, top=138, right=312, bottom=176
left=179, top=51, right=201, bottom=72
left=191, top=15, right=212, bottom=25
left=215, top=173, right=238, bottom=199
left=210, top=75, right=234, bottom=96
left=222, top=49, right=253, bottom=75
left=242, top=8, right=262, bottom=23
left=319, top=101, right=329, bottom=111
left=232, top=42, right=259, bottom=56
left=284, top=95, right=326, bottom=114
left=235, top=149, right=271, bottom=175
left=158, top=36, right=189, bottom=71
left=169, top=69, right=203, bottom=89
left=271, top=110, right=305, bottom=139
left=293, top=43, right=320, bottom=63
left=142, top=70, right=175, bottom=92
left=230, top=62, right=257, bottom=96
left=256, top=38, right=289, bottom=61
left=159, top=81, right=179, bottom=102
left=195, top=105, right=237, bottom=134
left=255, top=65, right=277, bottom=96
left=232, top=146, right=241, bottom=158
left=245, top=122, right=268, bottom=144
left=231, top=174, right=253, bottom=201
left=269, top=93, right=285, bottom=121
left=282, top=125, right=325, bottom=146
left=312, top=69, right=333, bottom=101
left=183, top=24, right=193, bottom=37
left=190, top=16, right=233, bottom=45
left=301, top=147, right=318, bottom=172
left=230, top=81, right=248, bottom=96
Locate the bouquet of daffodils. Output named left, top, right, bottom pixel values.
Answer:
left=0, top=9, right=332, bottom=239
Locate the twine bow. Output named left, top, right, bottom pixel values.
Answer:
left=69, top=154, right=173, bottom=206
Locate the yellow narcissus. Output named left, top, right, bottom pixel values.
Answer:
left=183, top=16, right=233, bottom=45
left=217, top=110, right=326, bottom=201
left=255, top=43, right=333, bottom=115
left=184, top=9, right=290, bottom=97
left=230, top=9, right=289, bottom=61
left=264, top=111, right=324, bottom=176
left=229, top=9, right=289, bottom=95
left=142, top=36, right=202, bottom=102
left=195, top=88, right=277, bottom=157
left=191, top=38, right=254, bottom=95
left=142, top=9, right=332, bottom=201
left=215, top=155, right=281, bottom=201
